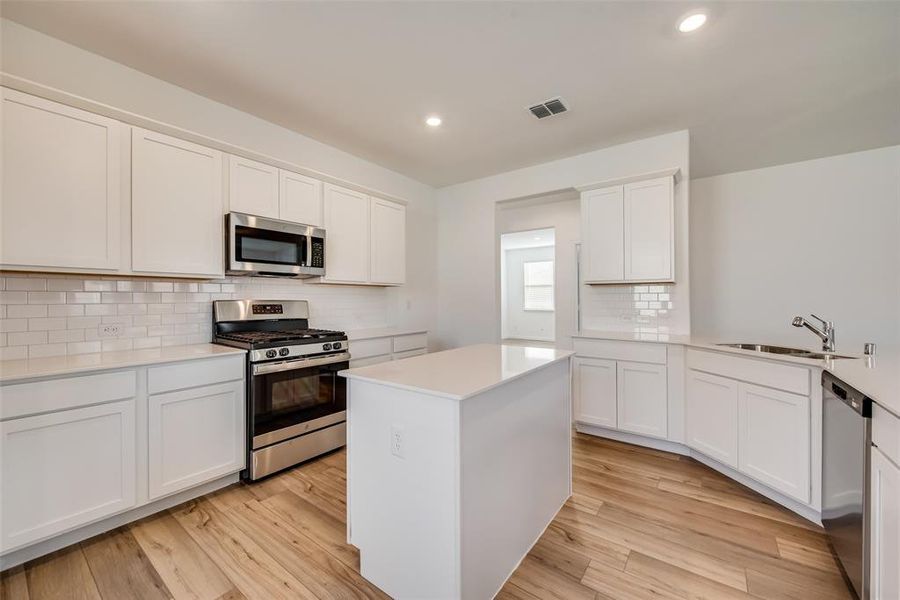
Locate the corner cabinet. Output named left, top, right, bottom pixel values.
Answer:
left=580, top=173, right=675, bottom=284
left=131, top=128, right=225, bottom=277
left=1, top=88, right=121, bottom=271
left=320, top=184, right=407, bottom=286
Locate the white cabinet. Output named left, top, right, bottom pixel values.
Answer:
left=323, top=184, right=371, bottom=283
left=871, top=446, right=900, bottom=600
left=228, top=155, right=279, bottom=218
left=1, top=400, right=136, bottom=551
left=1, top=88, right=121, bottom=271
left=131, top=128, right=224, bottom=277
left=686, top=370, right=739, bottom=468
left=580, top=174, right=674, bottom=284
left=623, top=177, right=674, bottom=281
left=148, top=380, right=245, bottom=500
left=738, top=382, right=810, bottom=503
left=280, top=170, right=324, bottom=226
left=573, top=357, right=617, bottom=428
left=370, top=198, right=407, bottom=285
left=616, top=361, right=667, bottom=438
left=581, top=186, right=624, bottom=282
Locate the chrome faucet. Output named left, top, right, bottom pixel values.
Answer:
left=792, top=314, right=835, bottom=352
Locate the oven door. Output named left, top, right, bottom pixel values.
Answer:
left=250, top=352, right=348, bottom=450
left=227, top=212, right=325, bottom=277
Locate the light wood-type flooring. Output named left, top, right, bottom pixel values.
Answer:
left=1, top=433, right=853, bottom=600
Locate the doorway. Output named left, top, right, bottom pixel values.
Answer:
left=500, top=228, right=556, bottom=343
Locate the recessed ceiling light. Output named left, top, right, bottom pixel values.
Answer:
left=425, top=116, right=442, bottom=127
left=678, top=11, right=707, bottom=33
left=533, top=236, right=542, bottom=240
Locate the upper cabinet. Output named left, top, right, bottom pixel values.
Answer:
left=228, top=155, right=279, bottom=218
left=370, top=198, right=406, bottom=285
left=581, top=173, right=675, bottom=284
left=132, top=128, right=224, bottom=277
left=1, top=88, right=121, bottom=271
left=280, top=170, right=324, bottom=227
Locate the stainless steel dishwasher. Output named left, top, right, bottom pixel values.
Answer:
left=822, top=371, right=873, bottom=600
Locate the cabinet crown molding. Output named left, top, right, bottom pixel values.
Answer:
left=576, top=167, right=681, bottom=193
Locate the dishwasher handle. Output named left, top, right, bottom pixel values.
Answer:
left=822, top=371, right=872, bottom=417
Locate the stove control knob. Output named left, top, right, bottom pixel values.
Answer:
left=279, top=348, right=290, bottom=357
left=265, top=349, right=277, bottom=359
left=323, top=343, right=332, bottom=351
left=333, top=342, right=342, bottom=350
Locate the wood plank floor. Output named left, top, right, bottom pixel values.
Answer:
left=1, top=433, right=853, bottom=600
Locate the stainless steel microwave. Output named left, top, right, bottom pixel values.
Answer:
left=226, top=212, right=325, bottom=278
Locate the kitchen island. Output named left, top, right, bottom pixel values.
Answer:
left=340, top=343, right=573, bottom=599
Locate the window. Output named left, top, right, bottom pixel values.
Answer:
left=523, top=260, right=554, bottom=311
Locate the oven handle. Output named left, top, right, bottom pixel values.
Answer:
left=252, top=352, right=351, bottom=375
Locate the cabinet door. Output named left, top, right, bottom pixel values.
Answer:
left=148, top=381, right=245, bottom=500
left=228, top=155, right=279, bottom=218
left=686, top=370, right=739, bottom=468
left=623, top=176, right=673, bottom=281
left=323, top=184, right=370, bottom=283
left=871, top=446, right=900, bottom=600
left=738, top=382, right=810, bottom=503
left=279, top=170, right=323, bottom=226
left=1, top=400, right=136, bottom=552
left=616, top=361, right=667, bottom=438
left=1, top=88, right=121, bottom=270
left=132, top=128, right=224, bottom=276
left=370, top=198, right=406, bottom=285
left=573, top=357, right=617, bottom=428
left=581, top=186, right=624, bottom=282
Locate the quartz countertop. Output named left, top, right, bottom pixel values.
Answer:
left=0, top=343, right=246, bottom=384
left=340, top=343, right=573, bottom=400
left=346, top=327, right=427, bottom=341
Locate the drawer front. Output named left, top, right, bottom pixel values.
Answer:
left=350, top=354, right=392, bottom=368
left=686, top=349, right=810, bottom=396
left=874, top=404, right=900, bottom=467
left=393, top=348, right=427, bottom=360
left=350, top=337, right=393, bottom=360
left=1, top=370, right=136, bottom=420
left=393, top=333, right=427, bottom=353
left=149, top=355, right=245, bottom=395
left=573, top=338, right=667, bottom=365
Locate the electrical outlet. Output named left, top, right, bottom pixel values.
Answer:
left=99, top=324, right=122, bottom=338
left=390, top=425, right=405, bottom=458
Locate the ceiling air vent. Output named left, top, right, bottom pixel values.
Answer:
left=528, top=97, right=568, bottom=119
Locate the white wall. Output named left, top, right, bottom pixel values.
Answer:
left=691, top=145, right=900, bottom=351
left=0, top=19, right=438, bottom=338
left=436, top=131, right=690, bottom=349
left=503, top=246, right=555, bottom=342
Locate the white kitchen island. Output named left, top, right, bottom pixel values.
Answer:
left=340, top=343, right=573, bottom=599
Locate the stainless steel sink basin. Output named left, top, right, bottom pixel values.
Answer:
left=716, top=343, right=857, bottom=360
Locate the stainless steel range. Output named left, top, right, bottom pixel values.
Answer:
left=213, top=299, right=348, bottom=480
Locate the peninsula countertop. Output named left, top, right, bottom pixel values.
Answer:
left=340, top=343, right=573, bottom=400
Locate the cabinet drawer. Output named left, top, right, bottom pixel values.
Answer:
left=1, top=370, right=136, bottom=420
left=393, top=348, right=426, bottom=360
left=686, top=349, right=809, bottom=396
left=393, top=333, right=427, bottom=353
left=149, top=355, right=244, bottom=395
left=350, top=354, right=392, bottom=368
left=350, top=337, right=393, bottom=359
left=874, top=405, right=900, bottom=466
left=573, top=338, right=666, bottom=365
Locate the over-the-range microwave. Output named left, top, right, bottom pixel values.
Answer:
left=226, top=212, right=325, bottom=278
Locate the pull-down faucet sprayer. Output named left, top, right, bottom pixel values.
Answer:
left=792, top=314, right=835, bottom=352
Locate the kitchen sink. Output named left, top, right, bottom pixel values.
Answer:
left=716, top=343, right=857, bottom=360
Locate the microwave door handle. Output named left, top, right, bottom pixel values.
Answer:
left=252, top=352, right=351, bottom=375
left=306, top=234, right=313, bottom=268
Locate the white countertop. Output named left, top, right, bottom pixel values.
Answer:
left=0, top=343, right=246, bottom=384
left=346, top=327, right=427, bottom=341
left=340, top=343, right=573, bottom=400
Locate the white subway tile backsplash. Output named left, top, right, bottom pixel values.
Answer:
left=28, top=343, right=67, bottom=358
left=0, top=291, right=28, bottom=304
left=28, top=318, right=67, bottom=331
left=101, top=292, right=132, bottom=303
left=6, top=278, right=47, bottom=291
left=84, top=280, right=116, bottom=292
left=68, top=341, right=102, bottom=355
left=148, top=282, right=174, bottom=292
left=117, top=304, right=148, bottom=315
left=28, top=292, right=66, bottom=304
left=8, top=331, right=48, bottom=346
left=48, top=304, right=85, bottom=317
left=48, top=329, right=85, bottom=343
left=0, top=347, right=27, bottom=360
left=85, top=304, right=117, bottom=316
left=47, top=279, right=85, bottom=292
left=67, top=316, right=102, bottom=329
left=0, top=319, right=28, bottom=333
left=116, top=280, right=146, bottom=292
left=133, top=337, right=161, bottom=349
left=173, top=282, right=198, bottom=292
left=101, top=339, right=133, bottom=352
left=8, top=305, right=48, bottom=319
left=67, top=292, right=101, bottom=304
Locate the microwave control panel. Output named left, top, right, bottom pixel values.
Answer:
left=310, top=239, right=325, bottom=268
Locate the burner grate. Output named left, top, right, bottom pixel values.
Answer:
left=216, top=328, right=343, bottom=345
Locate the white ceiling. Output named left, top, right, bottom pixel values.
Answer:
left=501, top=228, right=556, bottom=251
left=3, top=1, right=898, bottom=187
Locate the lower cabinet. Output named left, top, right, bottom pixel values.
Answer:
left=1, top=400, right=136, bottom=551
left=738, top=382, right=810, bottom=503
left=686, top=370, right=739, bottom=468
left=573, top=357, right=617, bottom=428
left=870, top=446, right=900, bottom=600
left=148, top=380, right=245, bottom=500
left=348, top=332, right=428, bottom=368
left=616, top=361, right=667, bottom=438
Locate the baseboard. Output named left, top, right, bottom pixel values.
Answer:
left=574, top=424, right=822, bottom=525
left=0, top=472, right=239, bottom=570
